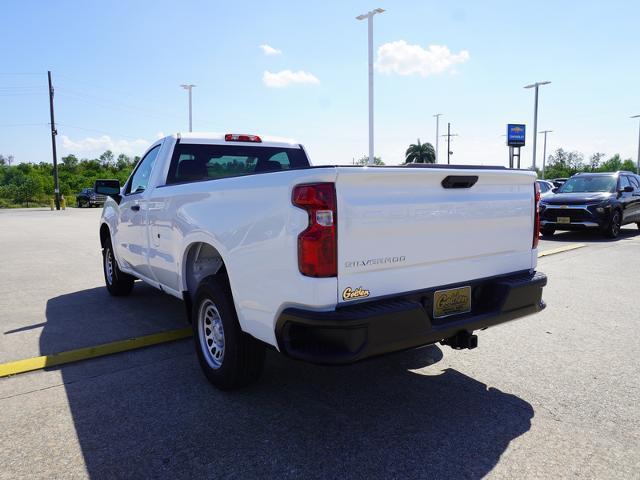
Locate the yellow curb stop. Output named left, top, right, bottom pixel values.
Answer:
left=0, top=327, right=192, bottom=378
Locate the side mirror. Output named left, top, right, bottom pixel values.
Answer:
left=621, top=186, right=634, bottom=193
left=94, top=179, right=121, bottom=203
left=552, top=187, right=559, bottom=193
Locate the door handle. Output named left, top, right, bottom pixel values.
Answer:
left=130, top=205, right=140, bottom=211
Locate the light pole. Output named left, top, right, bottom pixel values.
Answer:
left=632, top=115, right=640, bottom=174
left=539, top=130, right=553, bottom=179
left=356, top=8, right=385, bottom=165
left=524, top=81, right=551, bottom=170
left=434, top=113, right=442, bottom=163
left=180, top=84, right=196, bottom=132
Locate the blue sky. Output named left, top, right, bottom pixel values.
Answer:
left=1, top=0, right=638, bottom=167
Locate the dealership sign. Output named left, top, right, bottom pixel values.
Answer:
left=507, top=124, right=526, bottom=147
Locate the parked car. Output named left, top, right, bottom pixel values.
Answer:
left=551, top=178, right=568, bottom=188
left=76, top=188, right=106, bottom=208
left=96, top=132, right=547, bottom=390
left=536, top=180, right=555, bottom=199
left=539, top=171, right=640, bottom=238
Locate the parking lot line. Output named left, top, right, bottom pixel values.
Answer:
left=0, top=327, right=192, bottom=378
left=538, top=243, right=587, bottom=258
left=0, top=242, right=584, bottom=379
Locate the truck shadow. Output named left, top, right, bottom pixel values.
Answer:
left=41, top=287, right=533, bottom=479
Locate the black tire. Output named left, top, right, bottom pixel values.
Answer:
left=102, top=237, right=135, bottom=296
left=192, top=276, right=265, bottom=390
left=541, top=226, right=556, bottom=237
left=77, top=200, right=81, bottom=208
left=604, top=210, right=622, bottom=239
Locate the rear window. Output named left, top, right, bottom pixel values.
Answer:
left=166, top=143, right=310, bottom=184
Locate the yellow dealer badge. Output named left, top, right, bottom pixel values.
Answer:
left=342, top=286, right=370, bottom=301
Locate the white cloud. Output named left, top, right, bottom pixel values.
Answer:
left=375, top=40, right=470, bottom=77
left=262, top=70, right=320, bottom=88
left=60, top=135, right=149, bottom=157
left=259, top=44, right=282, bottom=55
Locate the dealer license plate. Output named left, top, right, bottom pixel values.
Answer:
left=557, top=216, right=571, bottom=224
left=433, top=286, right=471, bottom=319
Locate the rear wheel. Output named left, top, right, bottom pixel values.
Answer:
left=193, top=276, right=265, bottom=390
left=541, top=226, right=555, bottom=237
left=102, top=237, right=134, bottom=296
left=604, top=210, right=621, bottom=239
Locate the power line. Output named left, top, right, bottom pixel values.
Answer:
left=0, top=86, right=46, bottom=89
left=0, top=123, right=48, bottom=127
left=56, top=123, right=147, bottom=141
left=0, top=72, right=42, bottom=76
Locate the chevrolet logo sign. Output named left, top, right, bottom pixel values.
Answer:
left=560, top=205, right=568, bottom=209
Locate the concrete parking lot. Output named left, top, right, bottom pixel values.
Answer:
left=1, top=208, right=639, bottom=479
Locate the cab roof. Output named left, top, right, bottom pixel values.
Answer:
left=171, top=132, right=301, bottom=149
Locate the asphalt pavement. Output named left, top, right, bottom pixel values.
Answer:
left=1, top=208, right=639, bottom=479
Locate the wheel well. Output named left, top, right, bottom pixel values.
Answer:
left=184, top=242, right=228, bottom=298
left=99, top=223, right=110, bottom=249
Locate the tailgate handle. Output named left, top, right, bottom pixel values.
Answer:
left=441, top=175, right=478, bottom=189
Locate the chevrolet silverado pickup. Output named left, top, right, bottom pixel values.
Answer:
left=96, top=133, right=547, bottom=390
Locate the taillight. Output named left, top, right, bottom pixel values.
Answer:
left=292, top=183, right=337, bottom=277
left=533, top=182, right=541, bottom=249
left=224, top=133, right=262, bottom=143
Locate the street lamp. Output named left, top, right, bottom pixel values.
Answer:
left=631, top=115, right=640, bottom=174
left=539, top=130, right=553, bottom=179
left=524, top=81, right=551, bottom=170
left=433, top=113, right=442, bottom=163
left=180, top=84, right=196, bottom=132
left=356, top=8, right=385, bottom=166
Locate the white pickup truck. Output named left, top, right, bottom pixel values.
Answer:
left=96, top=132, right=547, bottom=390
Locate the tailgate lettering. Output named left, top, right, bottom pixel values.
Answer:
left=345, top=256, right=406, bottom=269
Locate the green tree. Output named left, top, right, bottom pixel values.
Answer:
left=15, top=176, right=43, bottom=207
left=588, top=152, right=604, bottom=172
left=597, top=154, right=622, bottom=172
left=61, top=154, right=79, bottom=171
left=621, top=159, right=637, bottom=172
left=0, top=154, right=14, bottom=166
left=99, top=150, right=114, bottom=168
left=355, top=155, right=385, bottom=166
left=405, top=139, right=435, bottom=164
left=116, top=153, right=133, bottom=171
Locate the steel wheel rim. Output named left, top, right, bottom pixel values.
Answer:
left=105, top=248, right=114, bottom=285
left=198, top=299, right=225, bottom=369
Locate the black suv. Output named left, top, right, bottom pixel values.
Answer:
left=539, top=171, right=640, bottom=238
left=76, top=188, right=106, bottom=208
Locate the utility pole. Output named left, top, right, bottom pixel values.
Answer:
left=441, top=123, right=458, bottom=164
left=632, top=115, right=640, bottom=174
left=433, top=113, right=442, bottom=163
left=524, top=81, right=551, bottom=170
left=539, top=130, right=553, bottom=179
left=356, top=8, right=385, bottom=165
left=180, top=84, right=196, bottom=132
left=48, top=71, right=60, bottom=210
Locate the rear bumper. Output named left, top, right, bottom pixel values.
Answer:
left=276, top=271, right=547, bottom=365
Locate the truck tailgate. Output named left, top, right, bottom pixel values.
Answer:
left=335, top=166, right=537, bottom=303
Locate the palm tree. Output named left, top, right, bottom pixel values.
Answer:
left=405, top=139, right=435, bottom=164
